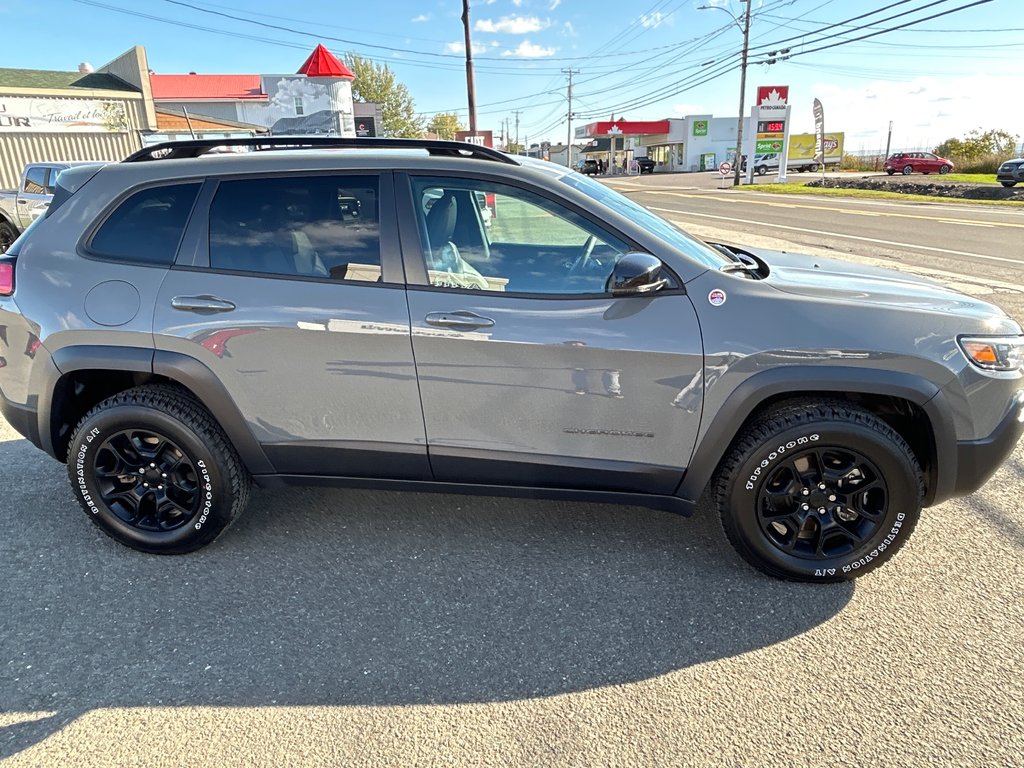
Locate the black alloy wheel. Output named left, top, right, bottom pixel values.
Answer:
left=93, top=429, right=200, bottom=532
left=67, top=384, right=251, bottom=554
left=712, top=400, right=923, bottom=581
left=755, top=446, right=886, bottom=561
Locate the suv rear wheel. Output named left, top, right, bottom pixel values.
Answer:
left=711, top=401, right=922, bottom=581
left=67, top=384, right=251, bottom=554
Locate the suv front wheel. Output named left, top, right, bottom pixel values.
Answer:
left=67, top=384, right=251, bottom=554
left=711, top=401, right=923, bottom=581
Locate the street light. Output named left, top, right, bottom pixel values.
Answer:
left=698, top=1, right=752, bottom=187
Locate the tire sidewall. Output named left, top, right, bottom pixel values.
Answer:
left=69, top=403, right=230, bottom=553
left=725, top=419, right=919, bottom=580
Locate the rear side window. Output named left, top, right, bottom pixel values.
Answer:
left=90, top=183, right=200, bottom=265
left=208, top=175, right=382, bottom=282
left=23, top=167, right=47, bottom=194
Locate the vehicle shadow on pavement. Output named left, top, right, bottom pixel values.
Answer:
left=0, top=436, right=853, bottom=757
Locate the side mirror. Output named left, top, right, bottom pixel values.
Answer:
left=605, top=252, right=669, bottom=296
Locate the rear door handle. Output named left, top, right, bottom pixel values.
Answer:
left=424, top=310, right=495, bottom=329
left=171, top=295, right=237, bottom=313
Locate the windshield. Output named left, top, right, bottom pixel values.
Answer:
left=558, top=172, right=730, bottom=270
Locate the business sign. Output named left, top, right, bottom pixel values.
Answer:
left=456, top=130, right=494, bottom=148
left=756, top=139, right=783, bottom=153
left=756, top=86, right=789, bottom=116
left=354, top=116, right=377, bottom=137
left=0, top=96, right=128, bottom=132
left=693, top=120, right=708, bottom=136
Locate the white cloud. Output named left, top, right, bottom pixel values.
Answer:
left=638, top=11, right=663, bottom=28
left=445, top=41, right=489, bottom=55
left=411, top=13, right=430, bottom=22
left=502, top=40, right=556, bottom=58
left=549, top=0, right=561, bottom=8
left=512, top=0, right=523, bottom=6
left=562, top=20, right=576, bottom=36
left=475, top=15, right=547, bottom=34
left=673, top=103, right=706, bottom=116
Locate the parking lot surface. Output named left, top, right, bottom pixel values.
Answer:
left=2, top=408, right=1022, bottom=766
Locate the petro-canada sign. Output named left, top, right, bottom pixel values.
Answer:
left=756, top=86, right=789, bottom=116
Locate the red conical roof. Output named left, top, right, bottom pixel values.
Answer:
left=297, top=44, right=354, bottom=79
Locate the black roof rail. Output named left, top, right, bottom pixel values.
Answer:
left=124, top=136, right=518, bottom=164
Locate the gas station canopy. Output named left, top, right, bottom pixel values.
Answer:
left=579, top=120, right=671, bottom=137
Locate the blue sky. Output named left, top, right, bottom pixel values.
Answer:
left=3, top=0, right=1022, bottom=151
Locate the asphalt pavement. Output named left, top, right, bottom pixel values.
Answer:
left=2, top=177, right=1023, bottom=767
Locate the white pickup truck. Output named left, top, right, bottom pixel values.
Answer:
left=0, top=162, right=94, bottom=253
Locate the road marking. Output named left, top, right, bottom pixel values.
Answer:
left=648, top=206, right=1024, bottom=268
left=648, top=191, right=1021, bottom=229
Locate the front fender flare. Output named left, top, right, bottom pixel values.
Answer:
left=675, top=366, right=957, bottom=508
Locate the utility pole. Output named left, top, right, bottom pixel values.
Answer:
left=512, top=110, right=522, bottom=152
left=562, top=68, right=579, bottom=169
left=884, top=120, right=893, bottom=160
left=733, top=0, right=752, bottom=187
left=461, top=0, right=477, bottom=132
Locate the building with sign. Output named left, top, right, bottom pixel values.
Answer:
left=0, top=43, right=383, bottom=189
left=0, top=47, right=157, bottom=189
left=575, top=115, right=755, bottom=174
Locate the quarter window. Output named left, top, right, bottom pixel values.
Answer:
left=90, top=183, right=200, bottom=265
left=412, top=177, right=631, bottom=295
left=208, top=175, right=382, bottom=282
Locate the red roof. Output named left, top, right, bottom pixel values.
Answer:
left=150, top=74, right=266, bottom=100
left=297, top=44, right=354, bottom=79
left=581, top=120, right=671, bottom=136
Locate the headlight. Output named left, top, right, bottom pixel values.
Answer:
left=958, top=335, right=1024, bottom=371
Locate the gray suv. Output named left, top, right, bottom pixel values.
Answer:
left=1, top=137, right=1022, bottom=581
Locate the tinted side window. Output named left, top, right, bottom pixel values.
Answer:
left=208, top=175, right=382, bottom=282
left=91, top=183, right=200, bottom=265
left=23, top=167, right=47, bottom=194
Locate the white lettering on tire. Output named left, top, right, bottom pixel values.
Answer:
left=194, top=459, right=214, bottom=530
left=841, top=513, right=906, bottom=574
left=745, top=433, right=820, bottom=491
left=75, top=428, right=102, bottom=515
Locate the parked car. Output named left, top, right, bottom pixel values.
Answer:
left=635, top=156, right=655, bottom=174
left=1, top=136, right=1021, bottom=582
left=996, top=157, right=1024, bottom=188
left=0, top=162, right=95, bottom=253
left=576, top=158, right=599, bottom=175
left=884, top=152, right=954, bottom=176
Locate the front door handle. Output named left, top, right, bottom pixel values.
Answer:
left=171, top=295, right=237, bottom=313
left=424, top=310, right=495, bottom=329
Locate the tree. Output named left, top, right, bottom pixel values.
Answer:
left=935, top=128, right=1018, bottom=161
left=346, top=54, right=424, bottom=138
left=427, top=112, right=464, bottom=140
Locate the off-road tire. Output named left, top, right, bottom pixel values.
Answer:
left=711, top=400, right=923, bottom=582
left=67, top=384, right=251, bottom=554
left=0, top=221, right=17, bottom=254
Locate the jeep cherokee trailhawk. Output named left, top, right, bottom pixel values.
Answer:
left=1, top=137, right=1021, bottom=581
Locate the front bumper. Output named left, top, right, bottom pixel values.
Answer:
left=952, top=388, right=1024, bottom=497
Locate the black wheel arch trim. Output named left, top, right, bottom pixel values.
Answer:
left=674, top=366, right=958, bottom=508
left=43, top=345, right=272, bottom=474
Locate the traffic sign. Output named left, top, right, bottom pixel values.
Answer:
left=719, top=161, right=732, bottom=176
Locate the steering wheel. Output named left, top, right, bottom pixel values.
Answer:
left=568, top=235, right=598, bottom=275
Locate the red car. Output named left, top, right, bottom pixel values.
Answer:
left=884, top=152, right=954, bottom=176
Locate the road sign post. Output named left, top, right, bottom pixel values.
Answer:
left=719, top=161, right=732, bottom=188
